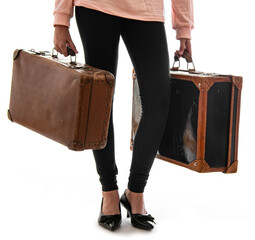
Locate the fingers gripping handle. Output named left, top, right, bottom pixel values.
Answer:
left=52, top=43, right=77, bottom=65
left=171, top=49, right=196, bottom=72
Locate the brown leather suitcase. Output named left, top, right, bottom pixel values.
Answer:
left=130, top=51, right=243, bottom=173
left=7, top=48, right=115, bottom=151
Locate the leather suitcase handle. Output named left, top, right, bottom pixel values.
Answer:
left=171, top=49, right=196, bottom=73
left=66, top=44, right=76, bottom=56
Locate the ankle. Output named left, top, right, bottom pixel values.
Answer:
left=102, top=189, right=119, bottom=199
left=126, top=189, right=146, bottom=214
left=126, top=189, right=144, bottom=200
left=101, top=189, right=120, bottom=215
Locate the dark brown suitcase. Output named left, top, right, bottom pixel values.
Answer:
left=7, top=48, right=115, bottom=151
left=130, top=51, right=243, bottom=173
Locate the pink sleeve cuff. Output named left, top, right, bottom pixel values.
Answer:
left=53, top=12, right=70, bottom=29
left=176, top=26, right=192, bottom=40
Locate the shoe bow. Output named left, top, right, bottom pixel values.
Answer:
left=133, top=214, right=156, bottom=224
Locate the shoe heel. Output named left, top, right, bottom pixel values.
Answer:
left=120, top=190, right=155, bottom=230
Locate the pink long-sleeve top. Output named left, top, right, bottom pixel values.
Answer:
left=53, top=0, right=194, bottom=40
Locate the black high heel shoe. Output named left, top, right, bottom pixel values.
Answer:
left=98, top=198, right=122, bottom=231
left=120, top=189, right=156, bottom=230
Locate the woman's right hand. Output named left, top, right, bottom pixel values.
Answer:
left=53, top=25, right=79, bottom=57
left=175, top=38, right=192, bottom=58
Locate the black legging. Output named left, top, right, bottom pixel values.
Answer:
left=75, top=5, right=171, bottom=193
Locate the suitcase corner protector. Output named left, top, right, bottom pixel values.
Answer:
left=97, top=139, right=107, bottom=149
left=232, top=76, right=243, bottom=90
left=13, top=49, right=23, bottom=60
left=7, top=109, right=13, bottom=122
left=104, top=73, right=115, bottom=87
left=188, top=159, right=211, bottom=173
left=224, top=160, right=238, bottom=174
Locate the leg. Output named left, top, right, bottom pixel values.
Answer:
left=75, top=6, right=121, bottom=214
left=120, top=19, right=171, bottom=210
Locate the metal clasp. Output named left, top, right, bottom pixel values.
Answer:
left=52, top=47, right=58, bottom=58
left=69, top=55, right=77, bottom=66
left=28, top=48, right=51, bottom=56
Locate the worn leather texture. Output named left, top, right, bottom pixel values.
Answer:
left=8, top=49, right=115, bottom=151
left=131, top=68, right=243, bottom=173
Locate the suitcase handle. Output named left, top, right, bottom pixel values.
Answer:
left=52, top=45, right=77, bottom=66
left=170, top=49, right=196, bottom=73
left=27, top=47, right=87, bottom=70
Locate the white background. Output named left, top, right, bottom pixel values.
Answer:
left=0, top=0, right=254, bottom=239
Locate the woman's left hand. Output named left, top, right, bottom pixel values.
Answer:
left=175, top=38, right=192, bottom=58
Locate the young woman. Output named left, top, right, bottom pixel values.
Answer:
left=53, top=0, right=194, bottom=231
